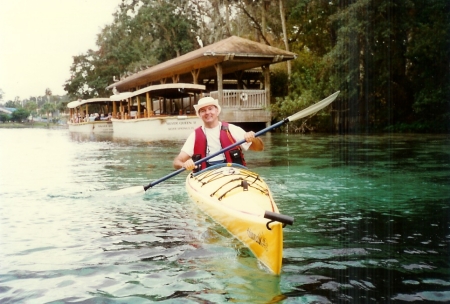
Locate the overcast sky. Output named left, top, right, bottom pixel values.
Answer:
left=0, top=0, right=120, bottom=102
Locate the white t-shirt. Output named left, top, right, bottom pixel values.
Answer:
left=181, top=122, right=251, bottom=162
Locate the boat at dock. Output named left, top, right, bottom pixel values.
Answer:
left=67, top=98, right=113, bottom=133
left=110, top=83, right=204, bottom=141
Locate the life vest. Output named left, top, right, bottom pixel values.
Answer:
left=193, top=122, right=246, bottom=172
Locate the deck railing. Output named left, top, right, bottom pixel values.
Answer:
left=209, top=90, right=266, bottom=109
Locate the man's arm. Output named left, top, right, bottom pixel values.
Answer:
left=173, top=151, right=195, bottom=170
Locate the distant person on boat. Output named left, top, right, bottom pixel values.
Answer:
left=173, top=96, right=264, bottom=171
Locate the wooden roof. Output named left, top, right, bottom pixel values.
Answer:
left=107, top=36, right=296, bottom=92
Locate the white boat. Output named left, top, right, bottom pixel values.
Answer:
left=67, top=98, right=113, bottom=133
left=110, top=83, right=204, bottom=140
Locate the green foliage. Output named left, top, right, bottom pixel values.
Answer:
left=58, top=0, right=450, bottom=133
left=386, top=118, right=450, bottom=133
left=137, top=0, right=197, bottom=61
left=4, top=100, right=16, bottom=108
left=56, top=101, right=68, bottom=114
left=271, top=50, right=334, bottom=132
left=270, top=70, right=288, bottom=98
left=287, top=0, right=336, bottom=56
left=64, top=0, right=197, bottom=99
left=40, top=103, right=56, bottom=117
left=24, top=102, right=38, bottom=115
left=11, top=108, right=30, bottom=122
left=0, top=112, right=10, bottom=122
left=318, top=0, right=450, bottom=133
left=406, top=0, right=450, bottom=126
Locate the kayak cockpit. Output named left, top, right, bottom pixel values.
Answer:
left=189, top=163, right=276, bottom=216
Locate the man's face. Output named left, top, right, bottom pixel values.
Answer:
left=198, top=105, right=218, bottom=123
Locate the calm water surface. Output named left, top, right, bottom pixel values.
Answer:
left=0, top=128, right=449, bottom=303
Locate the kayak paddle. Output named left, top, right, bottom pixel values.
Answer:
left=113, top=91, right=340, bottom=195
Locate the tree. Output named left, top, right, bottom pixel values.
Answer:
left=56, top=101, right=68, bottom=114
left=4, top=100, right=16, bottom=108
left=320, top=0, right=450, bottom=133
left=142, top=0, right=197, bottom=60
left=40, top=102, right=56, bottom=125
left=60, top=0, right=449, bottom=133
left=0, top=112, right=10, bottom=122
left=278, top=0, right=291, bottom=77
left=45, top=88, right=53, bottom=105
left=11, top=108, right=30, bottom=122
left=271, top=51, right=332, bottom=132
left=406, top=0, right=450, bottom=131
left=24, top=101, right=38, bottom=115
left=64, top=0, right=197, bottom=99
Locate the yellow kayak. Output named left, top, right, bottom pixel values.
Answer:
left=185, top=163, right=294, bottom=275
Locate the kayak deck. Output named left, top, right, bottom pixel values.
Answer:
left=186, top=163, right=292, bottom=275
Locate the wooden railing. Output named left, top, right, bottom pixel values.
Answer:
left=209, top=90, right=266, bottom=109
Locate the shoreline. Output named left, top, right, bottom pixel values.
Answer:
left=0, top=122, right=68, bottom=129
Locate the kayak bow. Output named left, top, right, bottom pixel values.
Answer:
left=186, top=163, right=294, bottom=275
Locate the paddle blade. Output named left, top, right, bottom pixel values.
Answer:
left=109, top=185, right=145, bottom=196
left=287, top=91, right=340, bottom=122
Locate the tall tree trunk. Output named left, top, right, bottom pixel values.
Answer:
left=279, top=0, right=291, bottom=77
left=261, top=0, right=266, bottom=38
left=224, top=0, right=231, bottom=36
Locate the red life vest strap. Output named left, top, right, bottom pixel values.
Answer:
left=193, top=122, right=246, bottom=172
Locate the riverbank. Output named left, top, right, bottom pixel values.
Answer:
left=0, top=122, right=67, bottom=129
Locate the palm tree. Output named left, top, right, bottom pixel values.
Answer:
left=40, top=102, right=56, bottom=126
left=45, top=88, right=53, bottom=105
left=24, top=101, right=38, bottom=117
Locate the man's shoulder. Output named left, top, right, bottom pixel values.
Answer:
left=221, top=121, right=239, bottom=129
left=228, top=123, right=244, bottom=132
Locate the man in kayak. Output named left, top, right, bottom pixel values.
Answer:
left=173, top=96, right=264, bottom=171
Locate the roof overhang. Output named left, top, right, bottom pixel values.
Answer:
left=0, top=107, right=15, bottom=114
left=67, top=98, right=112, bottom=109
left=107, top=36, right=296, bottom=92
left=110, top=83, right=206, bottom=100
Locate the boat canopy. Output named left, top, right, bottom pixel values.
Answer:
left=110, top=83, right=206, bottom=101
left=110, top=92, right=133, bottom=102
left=67, top=98, right=112, bottom=109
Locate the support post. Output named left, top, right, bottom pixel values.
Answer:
left=146, top=92, right=151, bottom=117
left=214, top=63, right=223, bottom=103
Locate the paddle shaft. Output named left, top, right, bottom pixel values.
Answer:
left=142, top=91, right=340, bottom=191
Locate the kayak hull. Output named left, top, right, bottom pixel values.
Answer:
left=186, top=163, right=284, bottom=275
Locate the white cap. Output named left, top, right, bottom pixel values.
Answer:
left=193, top=97, right=221, bottom=117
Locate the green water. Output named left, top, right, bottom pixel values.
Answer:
left=0, top=129, right=449, bottom=303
